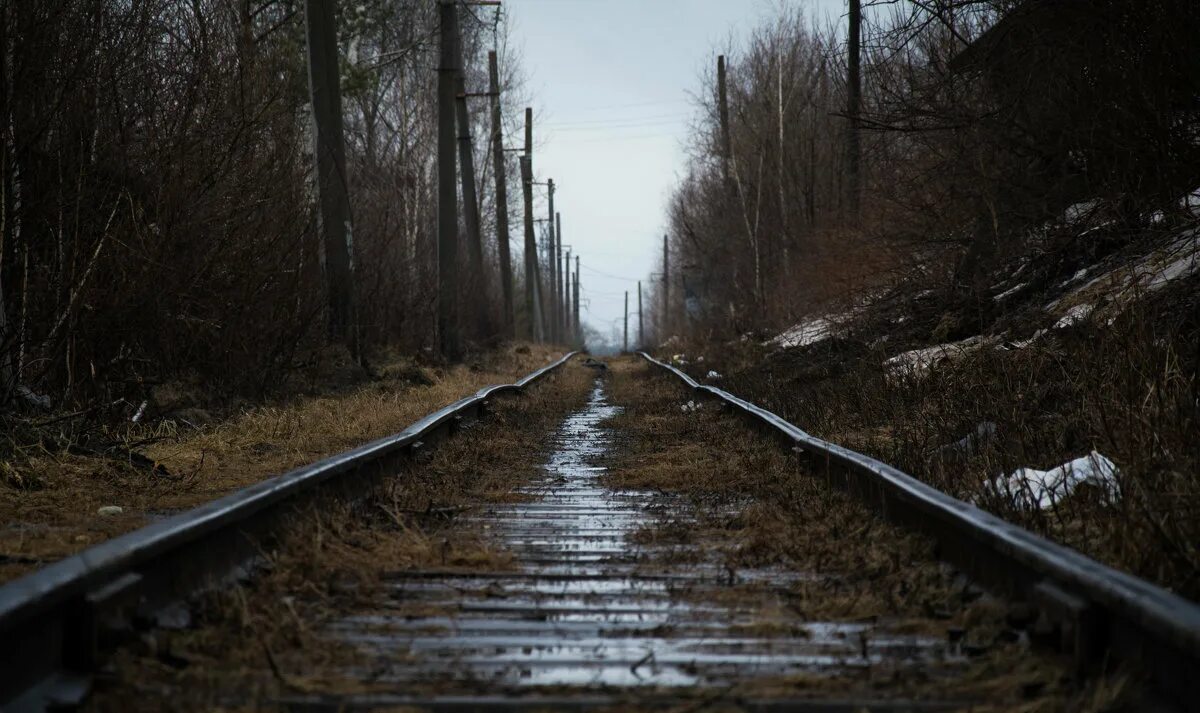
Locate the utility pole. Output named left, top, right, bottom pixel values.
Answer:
left=546, top=179, right=557, bottom=342
left=454, top=38, right=486, bottom=339
left=718, top=55, right=733, bottom=186
left=436, top=0, right=461, bottom=358
left=488, top=51, right=514, bottom=338
left=557, top=212, right=566, bottom=340
left=623, top=291, right=629, bottom=353
left=847, top=0, right=862, bottom=216
left=520, top=108, right=541, bottom=341
left=637, top=280, right=643, bottom=349
left=304, top=0, right=357, bottom=355
left=564, top=251, right=571, bottom=343
left=573, top=256, right=580, bottom=343
left=662, top=235, right=670, bottom=336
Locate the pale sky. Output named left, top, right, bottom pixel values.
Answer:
left=503, top=0, right=844, bottom=346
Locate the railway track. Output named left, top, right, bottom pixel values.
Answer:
left=1, top=353, right=1198, bottom=711
left=0, top=354, right=577, bottom=712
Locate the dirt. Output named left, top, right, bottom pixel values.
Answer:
left=87, top=359, right=597, bottom=712
left=0, top=343, right=566, bottom=584
left=661, top=258, right=1200, bottom=600
left=83, top=357, right=1145, bottom=712
left=601, top=358, right=1139, bottom=710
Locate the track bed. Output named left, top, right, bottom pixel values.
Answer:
left=89, top=358, right=1108, bottom=712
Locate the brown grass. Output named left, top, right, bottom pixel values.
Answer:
left=0, top=343, right=565, bottom=583
left=677, top=289, right=1200, bottom=601
left=87, top=359, right=596, bottom=711
left=603, top=357, right=1141, bottom=711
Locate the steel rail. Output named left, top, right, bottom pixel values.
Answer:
left=0, top=352, right=578, bottom=712
left=639, top=351, right=1200, bottom=708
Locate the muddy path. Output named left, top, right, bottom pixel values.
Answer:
left=89, top=357, right=1123, bottom=712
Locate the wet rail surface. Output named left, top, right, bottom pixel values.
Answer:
left=290, top=379, right=973, bottom=711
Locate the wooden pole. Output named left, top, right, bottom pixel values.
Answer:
left=718, top=55, right=732, bottom=187
left=488, top=51, right=515, bottom=338
left=557, top=212, right=566, bottom=339
left=623, top=291, right=629, bottom=353
left=637, top=280, right=643, bottom=349
left=564, top=251, right=571, bottom=343
left=304, top=0, right=357, bottom=354
left=662, top=235, right=670, bottom=336
left=546, top=179, right=557, bottom=342
left=454, top=44, right=486, bottom=338
left=520, top=108, right=541, bottom=341
left=436, top=1, right=461, bottom=358
left=847, top=0, right=862, bottom=217
left=573, top=256, right=580, bottom=343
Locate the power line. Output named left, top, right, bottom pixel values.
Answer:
left=581, top=264, right=642, bottom=282
left=544, top=113, right=689, bottom=129
left=553, top=132, right=680, bottom=145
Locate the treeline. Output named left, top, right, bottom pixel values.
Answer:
left=654, top=0, right=1200, bottom=340
left=0, top=0, right=540, bottom=409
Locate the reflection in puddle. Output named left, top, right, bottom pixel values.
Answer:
left=332, top=377, right=955, bottom=691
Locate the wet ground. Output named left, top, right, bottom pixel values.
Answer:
left=92, top=361, right=1083, bottom=712
left=277, top=377, right=978, bottom=711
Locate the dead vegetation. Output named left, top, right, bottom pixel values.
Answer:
left=87, top=359, right=594, bottom=711
left=639, top=0, right=1199, bottom=607
left=0, top=344, right=564, bottom=584
left=603, top=358, right=1142, bottom=711
left=666, top=253, right=1200, bottom=602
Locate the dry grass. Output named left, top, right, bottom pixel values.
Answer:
left=681, top=289, right=1200, bottom=601
left=603, top=357, right=1141, bottom=711
left=0, top=343, right=565, bottom=583
left=87, top=359, right=596, bottom=711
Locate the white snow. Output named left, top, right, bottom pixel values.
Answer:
left=986, top=451, right=1119, bottom=511
left=993, top=282, right=1027, bottom=301
left=884, top=336, right=993, bottom=376
left=1051, top=229, right=1200, bottom=312
left=770, top=317, right=837, bottom=349
left=1063, top=199, right=1100, bottom=224
left=705, top=370, right=723, bottom=380
left=1183, top=186, right=1200, bottom=215
left=1001, top=329, right=1047, bottom=351
left=1146, top=246, right=1199, bottom=290
left=1053, top=303, right=1094, bottom=329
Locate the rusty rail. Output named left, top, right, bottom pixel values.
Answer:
left=0, top=352, right=578, bottom=712
left=639, top=351, right=1200, bottom=709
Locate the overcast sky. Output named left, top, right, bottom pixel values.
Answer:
left=502, top=0, right=844, bottom=347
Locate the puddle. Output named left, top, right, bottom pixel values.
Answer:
left=330, top=378, right=958, bottom=692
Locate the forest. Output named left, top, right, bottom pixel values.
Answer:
left=0, top=0, right=540, bottom=413
left=3, top=2, right=1200, bottom=709
left=652, top=0, right=1200, bottom=600
left=652, top=0, right=1200, bottom=338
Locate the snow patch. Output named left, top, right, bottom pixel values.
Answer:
left=770, top=317, right=838, bottom=349
left=985, top=451, right=1119, bottom=511
left=705, top=370, right=723, bottom=380
left=884, top=336, right=993, bottom=376
left=1183, top=187, right=1200, bottom=215
left=1146, top=246, right=1200, bottom=290
left=993, top=282, right=1027, bottom=301
left=1063, top=199, right=1101, bottom=224
left=1053, top=303, right=1094, bottom=329
left=1051, top=228, right=1200, bottom=312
